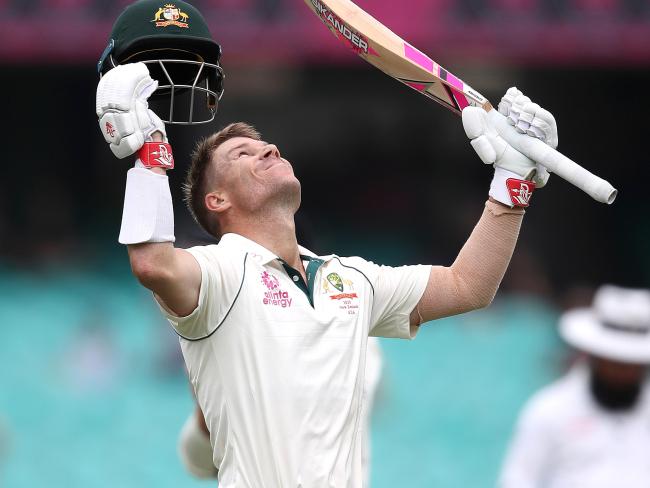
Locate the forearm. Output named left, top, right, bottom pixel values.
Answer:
left=415, top=199, right=524, bottom=323
left=121, top=134, right=201, bottom=315
left=123, top=131, right=178, bottom=290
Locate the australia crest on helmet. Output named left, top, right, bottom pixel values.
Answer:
left=152, top=3, right=189, bottom=28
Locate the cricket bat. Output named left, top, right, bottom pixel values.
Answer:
left=305, top=0, right=617, bottom=204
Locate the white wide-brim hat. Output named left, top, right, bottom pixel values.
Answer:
left=559, top=285, right=650, bottom=364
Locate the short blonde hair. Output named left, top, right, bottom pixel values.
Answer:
left=183, top=122, right=262, bottom=238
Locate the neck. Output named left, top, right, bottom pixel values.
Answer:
left=223, top=211, right=302, bottom=269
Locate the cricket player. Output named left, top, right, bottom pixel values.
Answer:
left=499, top=286, right=650, bottom=488
left=96, top=2, right=560, bottom=485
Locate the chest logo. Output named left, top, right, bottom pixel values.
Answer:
left=260, top=271, right=292, bottom=308
left=321, top=272, right=359, bottom=315
left=261, top=271, right=280, bottom=290
left=327, top=272, right=344, bottom=292
left=322, top=273, right=358, bottom=301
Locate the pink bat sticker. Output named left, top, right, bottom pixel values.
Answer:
left=442, top=69, right=464, bottom=90
left=403, top=42, right=433, bottom=72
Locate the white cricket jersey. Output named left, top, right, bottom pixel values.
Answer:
left=499, top=364, right=650, bottom=488
left=158, top=233, right=430, bottom=488
left=361, top=338, right=383, bottom=488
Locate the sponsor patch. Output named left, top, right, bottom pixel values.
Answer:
left=261, top=271, right=292, bottom=308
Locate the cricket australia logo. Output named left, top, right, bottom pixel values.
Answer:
left=261, top=271, right=292, bottom=308
left=322, top=271, right=359, bottom=315
left=152, top=4, right=189, bottom=28
left=506, top=178, right=535, bottom=207
left=322, top=273, right=358, bottom=301
left=327, top=272, right=344, bottom=292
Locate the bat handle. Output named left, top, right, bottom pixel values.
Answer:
left=486, top=109, right=617, bottom=204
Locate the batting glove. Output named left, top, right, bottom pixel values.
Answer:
left=499, top=87, right=558, bottom=149
left=96, top=62, right=166, bottom=159
left=462, top=87, right=558, bottom=207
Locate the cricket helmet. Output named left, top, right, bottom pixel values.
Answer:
left=98, top=0, right=224, bottom=124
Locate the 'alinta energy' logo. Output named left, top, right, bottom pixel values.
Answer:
left=261, top=271, right=292, bottom=308
left=152, top=4, right=189, bottom=28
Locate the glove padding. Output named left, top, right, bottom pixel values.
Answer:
left=96, top=63, right=166, bottom=159
left=499, top=87, right=558, bottom=149
left=463, top=106, right=548, bottom=186
left=462, top=87, right=558, bottom=206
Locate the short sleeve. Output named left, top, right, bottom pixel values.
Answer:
left=369, top=263, right=431, bottom=339
left=341, top=257, right=430, bottom=339
left=155, top=245, right=244, bottom=340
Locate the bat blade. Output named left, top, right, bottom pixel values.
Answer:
left=304, top=0, right=618, bottom=204
left=305, top=0, right=491, bottom=114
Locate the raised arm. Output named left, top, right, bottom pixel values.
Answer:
left=412, top=88, right=558, bottom=325
left=127, top=242, right=201, bottom=317
left=96, top=63, right=201, bottom=317
left=412, top=200, right=524, bottom=324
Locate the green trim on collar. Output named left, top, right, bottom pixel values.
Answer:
left=278, top=255, right=324, bottom=307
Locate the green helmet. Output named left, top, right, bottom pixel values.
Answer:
left=98, top=0, right=224, bottom=124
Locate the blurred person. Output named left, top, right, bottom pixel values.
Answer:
left=61, top=309, right=121, bottom=393
left=96, top=1, right=562, bottom=484
left=178, top=338, right=384, bottom=486
left=499, top=285, right=650, bottom=488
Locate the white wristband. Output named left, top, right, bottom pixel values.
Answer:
left=118, top=167, right=175, bottom=244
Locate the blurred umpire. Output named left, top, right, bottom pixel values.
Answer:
left=96, top=0, right=563, bottom=486
left=499, top=285, right=650, bottom=488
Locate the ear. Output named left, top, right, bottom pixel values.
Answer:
left=205, top=190, right=231, bottom=214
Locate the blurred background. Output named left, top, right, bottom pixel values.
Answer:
left=0, top=0, right=648, bottom=486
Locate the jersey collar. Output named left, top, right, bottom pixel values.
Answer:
left=219, top=233, right=322, bottom=265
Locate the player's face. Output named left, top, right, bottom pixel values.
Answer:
left=214, top=136, right=301, bottom=212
